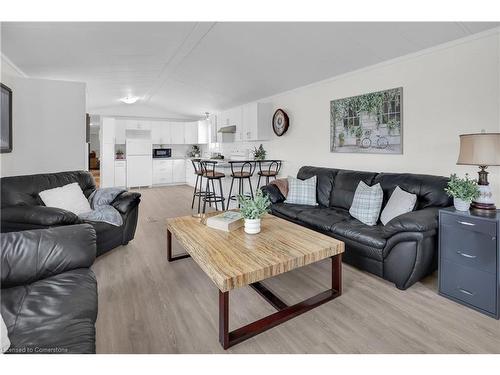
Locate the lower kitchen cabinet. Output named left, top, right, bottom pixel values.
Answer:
left=152, top=159, right=186, bottom=185
left=114, top=160, right=127, bottom=187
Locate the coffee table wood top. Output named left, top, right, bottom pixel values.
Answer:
left=166, top=214, right=344, bottom=292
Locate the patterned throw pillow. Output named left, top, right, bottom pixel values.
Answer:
left=349, top=181, right=383, bottom=226
left=380, top=186, right=417, bottom=225
left=286, top=176, right=318, bottom=206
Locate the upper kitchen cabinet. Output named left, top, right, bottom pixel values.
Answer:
left=115, top=119, right=127, bottom=144
left=126, top=119, right=151, bottom=131
left=184, top=122, right=199, bottom=144
left=101, top=117, right=116, bottom=144
left=241, top=103, right=272, bottom=141
left=151, top=121, right=171, bottom=144
left=170, top=122, right=185, bottom=144
left=197, top=120, right=210, bottom=144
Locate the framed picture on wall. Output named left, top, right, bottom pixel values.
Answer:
left=330, top=87, right=403, bottom=154
left=1, top=83, right=13, bottom=153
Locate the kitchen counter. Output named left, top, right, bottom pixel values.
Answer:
left=191, top=158, right=281, bottom=168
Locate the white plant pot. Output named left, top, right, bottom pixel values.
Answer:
left=244, top=218, right=261, bottom=234
left=454, top=197, right=471, bottom=211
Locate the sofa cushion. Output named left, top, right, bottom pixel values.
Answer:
left=296, top=207, right=350, bottom=231
left=372, top=172, right=451, bottom=210
left=1, top=269, right=97, bottom=354
left=39, top=182, right=92, bottom=215
left=380, top=186, right=417, bottom=225
left=271, top=203, right=310, bottom=220
left=349, top=182, right=383, bottom=226
left=331, top=219, right=388, bottom=250
left=330, top=170, right=378, bottom=210
left=297, top=166, right=339, bottom=207
left=286, top=176, right=318, bottom=206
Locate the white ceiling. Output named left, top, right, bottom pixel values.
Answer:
left=1, top=22, right=498, bottom=119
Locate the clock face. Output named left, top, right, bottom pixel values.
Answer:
left=272, top=109, right=289, bottom=136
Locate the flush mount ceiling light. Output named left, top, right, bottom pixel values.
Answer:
left=120, top=96, right=139, bottom=104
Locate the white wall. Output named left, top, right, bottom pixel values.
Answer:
left=0, top=59, right=87, bottom=177
left=209, top=31, right=500, bottom=198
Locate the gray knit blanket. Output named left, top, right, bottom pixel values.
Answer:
left=78, top=187, right=126, bottom=226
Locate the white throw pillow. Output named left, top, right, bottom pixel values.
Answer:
left=349, top=181, right=383, bottom=226
left=380, top=186, right=417, bottom=225
left=285, top=176, right=318, bottom=206
left=39, top=182, right=91, bottom=215
left=1, top=314, right=10, bottom=353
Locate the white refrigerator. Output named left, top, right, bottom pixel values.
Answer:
left=126, top=138, right=152, bottom=188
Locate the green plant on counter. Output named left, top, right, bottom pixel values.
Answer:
left=187, top=145, right=200, bottom=157
left=253, top=144, right=266, bottom=160
left=237, top=189, right=271, bottom=220
left=444, top=173, right=480, bottom=202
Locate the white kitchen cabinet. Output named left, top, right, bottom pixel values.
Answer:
left=210, top=114, right=218, bottom=143
left=172, top=159, right=186, bottom=183
left=101, top=117, right=116, bottom=144
left=197, top=120, right=209, bottom=144
left=115, top=119, right=127, bottom=144
left=241, top=102, right=272, bottom=141
left=114, top=160, right=127, bottom=187
left=184, top=122, right=198, bottom=144
left=153, top=159, right=173, bottom=185
left=126, top=119, right=151, bottom=130
left=170, top=122, right=185, bottom=144
left=185, top=159, right=197, bottom=187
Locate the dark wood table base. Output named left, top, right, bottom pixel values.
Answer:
left=167, top=229, right=343, bottom=349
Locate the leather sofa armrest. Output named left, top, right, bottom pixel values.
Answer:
left=111, top=191, right=141, bottom=215
left=1, top=224, right=97, bottom=288
left=1, top=205, right=80, bottom=226
left=383, top=207, right=440, bottom=236
left=261, top=184, right=285, bottom=204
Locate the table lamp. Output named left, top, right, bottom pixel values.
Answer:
left=457, top=133, right=500, bottom=210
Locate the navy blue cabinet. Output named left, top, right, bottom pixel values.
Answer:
left=439, top=208, right=499, bottom=319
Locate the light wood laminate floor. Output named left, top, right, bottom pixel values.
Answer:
left=92, top=185, right=500, bottom=353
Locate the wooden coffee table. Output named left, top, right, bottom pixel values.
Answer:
left=166, top=213, right=344, bottom=349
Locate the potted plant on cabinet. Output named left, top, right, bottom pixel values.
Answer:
left=237, top=189, right=271, bottom=234
left=115, top=149, right=125, bottom=160
left=253, top=144, right=267, bottom=160
left=444, top=173, right=480, bottom=211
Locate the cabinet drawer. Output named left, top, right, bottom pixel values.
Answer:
left=440, top=212, right=496, bottom=237
left=441, top=224, right=497, bottom=273
left=153, top=176, right=170, bottom=184
left=440, top=260, right=497, bottom=314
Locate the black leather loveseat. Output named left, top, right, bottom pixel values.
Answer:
left=1, top=224, right=98, bottom=353
left=262, top=166, right=452, bottom=289
left=1, top=170, right=140, bottom=256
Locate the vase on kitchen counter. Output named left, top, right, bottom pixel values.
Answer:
left=237, top=190, right=271, bottom=235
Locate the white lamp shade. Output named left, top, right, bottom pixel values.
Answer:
left=457, top=133, right=500, bottom=166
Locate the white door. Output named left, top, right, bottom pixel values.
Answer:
left=127, top=156, right=152, bottom=187
left=100, top=144, right=115, bottom=188
left=173, top=159, right=186, bottom=183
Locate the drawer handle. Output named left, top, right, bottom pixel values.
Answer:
left=456, top=251, right=477, bottom=259
left=457, top=220, right=475, bottom=226
left=457, top=287, right=475, bottom=296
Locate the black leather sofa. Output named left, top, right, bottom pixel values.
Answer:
left=0, top=170, right=141, bottom=256
left=262, top=166, right=452, bottom=289
left=1, top=224, right=98, bottom=353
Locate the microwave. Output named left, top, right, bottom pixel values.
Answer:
left=152, top=148, right=172, bottom=158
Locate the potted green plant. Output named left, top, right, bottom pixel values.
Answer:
left=188, top=145, right=200, bottom=158
left=237, top=189, right=271, bottom=234
left=338, top=132, right=345, bottom=147
left=354, top=127, right=363, bottom=146
left=444, top=173, right=480, bottom=211
left=115, top=149, right=125, bottom=160
left=253, top=144, right=266, bottom=160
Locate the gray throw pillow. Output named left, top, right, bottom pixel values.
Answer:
left=286, top=176, right=318, bottom=206
left=380, top=186, right=417, bottom=225
left=349, top=181, right=383, bottom=226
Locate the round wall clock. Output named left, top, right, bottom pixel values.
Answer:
left=272, top=109, right=289, bottom=137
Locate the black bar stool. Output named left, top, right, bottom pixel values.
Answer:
left=226, top=161, right=256, bottom=209
left=257, top=160, right=282, bottom=189
left=190, top=159, right=214, bottom=214
left=201, top=160, right=226, bottom=213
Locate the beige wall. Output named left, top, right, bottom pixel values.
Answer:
left=215, top=30, right=500, bottom=199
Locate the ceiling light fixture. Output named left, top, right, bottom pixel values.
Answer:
left=120, top=96, right=139, bottom=104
